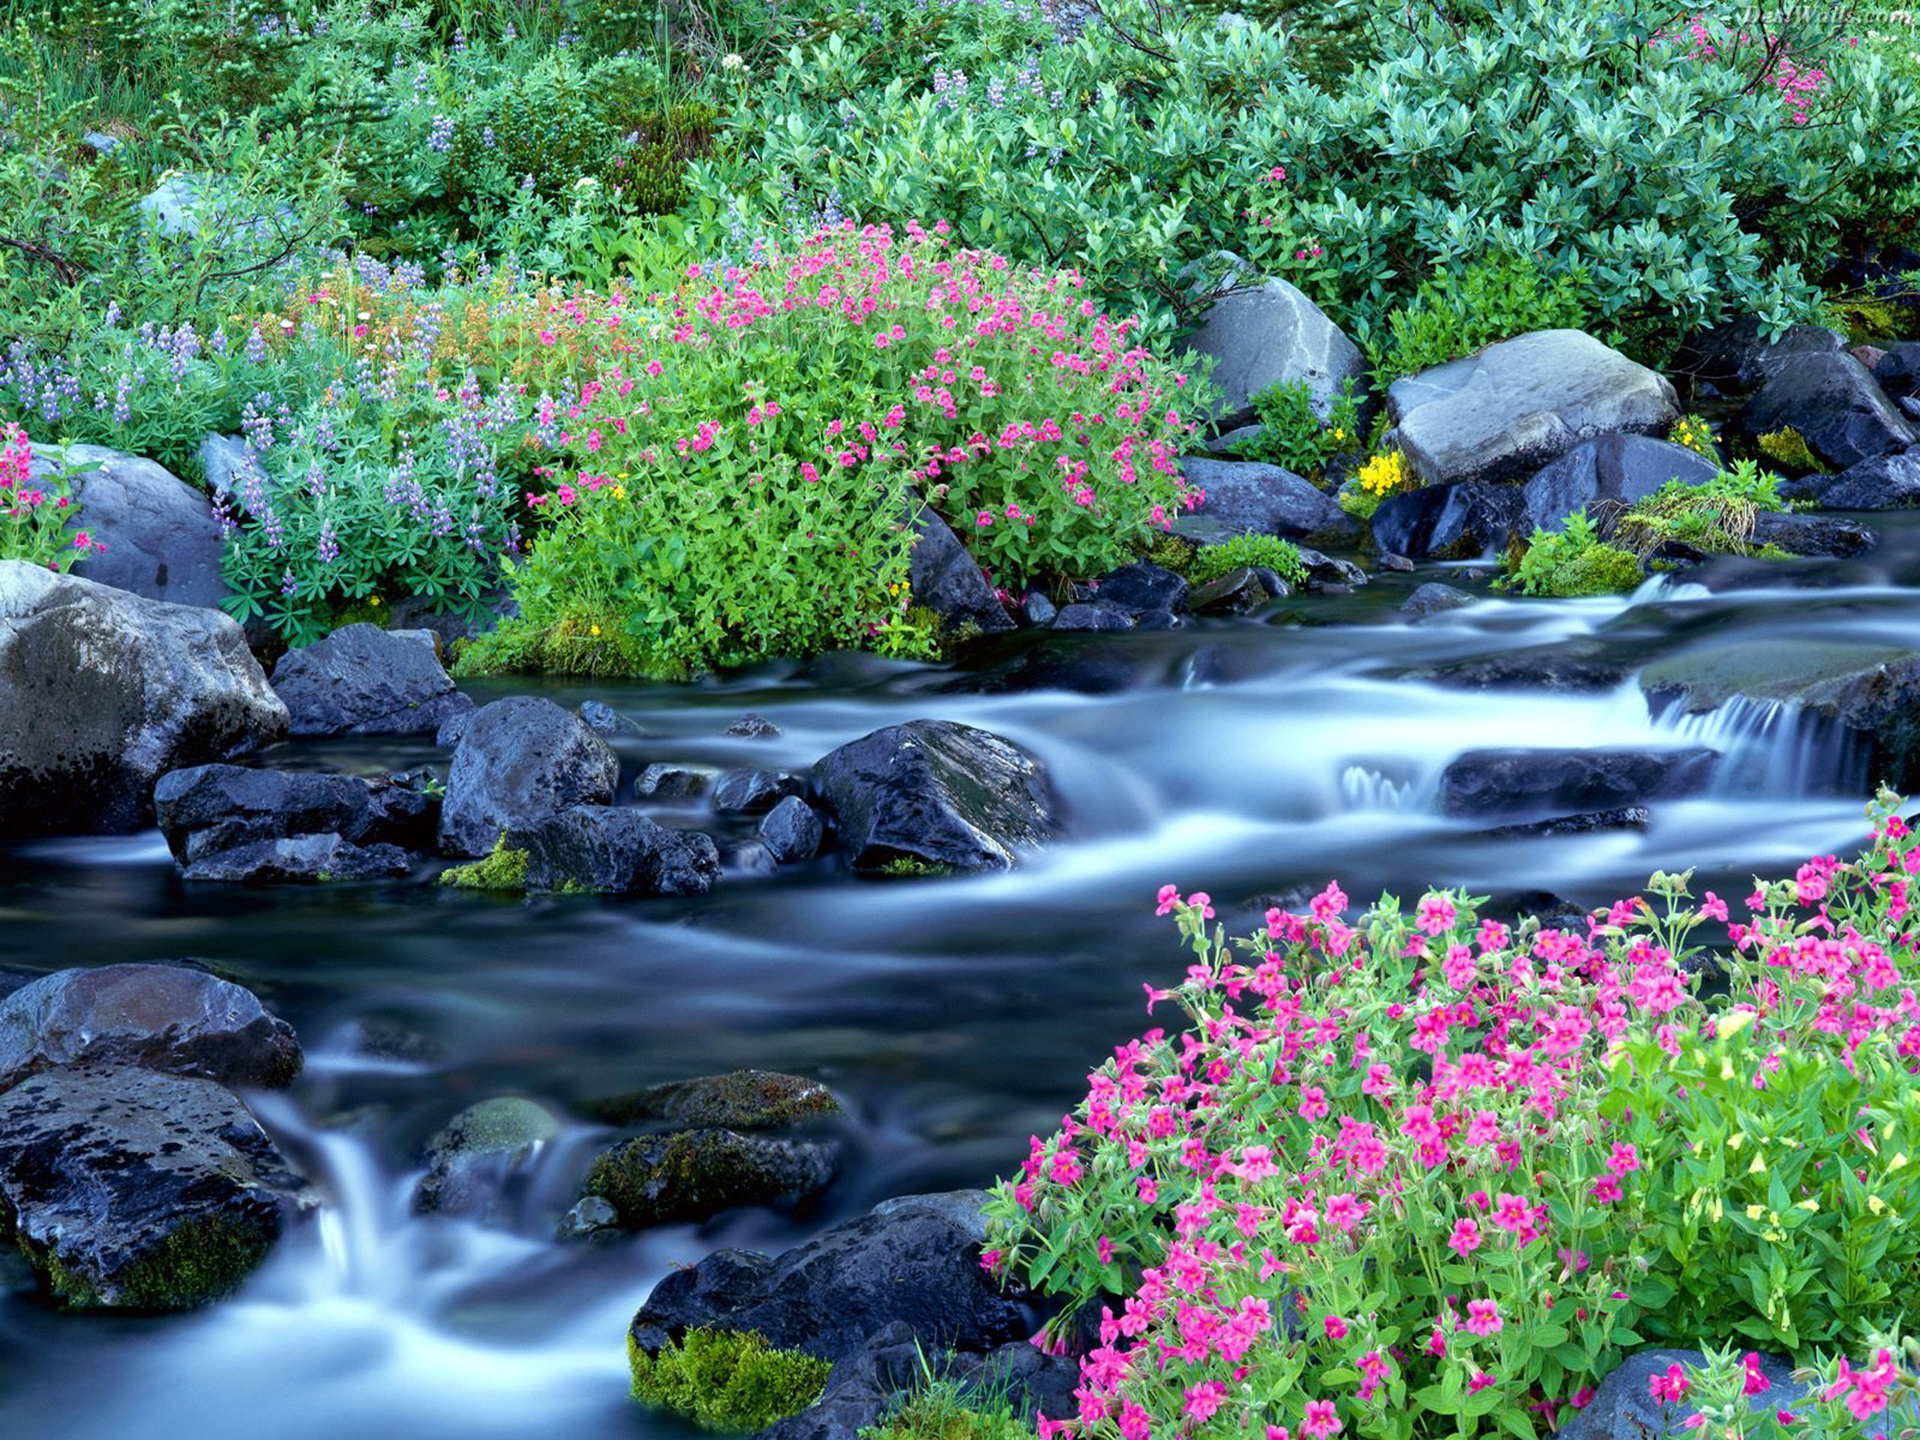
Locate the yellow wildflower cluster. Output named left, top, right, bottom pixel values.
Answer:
left=1356, top=448, right=1416, bottom=497
left=1668, top=414, right=1716, bottom=459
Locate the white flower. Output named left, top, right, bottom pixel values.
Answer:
left=573, top=176, right=599, bottom=191
left=721, top=52, right=745, bottom=72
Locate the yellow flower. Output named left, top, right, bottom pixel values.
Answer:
left=1746, top=1204, right=1766, bottom=1221
left=1795, top=1198, right=1819, bottom=1213
left=590, top=625, right=601, bottom=636
left=1891, top=1153, right=1910, bottom=1172
left=611, top=486, right=626, bottom=499
left=1748, top=1154, right=1767, bottom=1174
left=1727, top=1133, right=1745, bottom=1151
left=1716, top=1010, right=1757, bottom=1040
left=369, top=595, right=381, bottom=607
left=1868, top=1195, right=1888, bottom=1215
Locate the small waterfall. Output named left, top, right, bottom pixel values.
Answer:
left=1657, top=695, right=1860, bottom=797
left=1340, top=764, right=1414, bottom=812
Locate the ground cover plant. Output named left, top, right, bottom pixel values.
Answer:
left=982, top=794, right=1920, bottom=1439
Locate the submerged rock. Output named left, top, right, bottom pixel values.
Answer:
left=810, top=720, right=1057, bottom=874
left=0, top=1065, right=307, bottom=1310
left=758, top=796, right=825, bottom=864
left=414, top=1096, right=564, bottom=1219
left=1439, top=747, right=1719, bottom=819
left=583, top=1128, right=837, bottom=1229
left=438, top=696, right=621, bottom=858
left=0, top=562, right=287, bottom=836
left=270, top=624, right=473, bottom=738
left=0, top=964, right=301, bottom=1095
left=587, top=1070, right=840, bottom=1130
left=510, top=805, right=721, bottom=897
left=1401, top=582, right=1475, bottom=618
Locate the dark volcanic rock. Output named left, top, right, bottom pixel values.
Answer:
left=1050, top=600, right=1134, bottom=632
left=758, top=796, right=824, bottom=864
left=636, top=764, right=711, bottom=801
left=1401, top=582, right=1475, bottom=618
left=0, top=1065, right=307, bottom=1310
left=270, top=624, right=472, bottom=737
left=0, top=562, right=287, bottom=836
left=583, top=1128, right=837, bottom=1228
left=438, top=696, right=621, bottom=857
left=1673, top=316, right=1845, bottom=393
left=1409, top=640, right=1634, bottom=693
left=1480, top=806, right=1651, bottom=839
left=1439, top=747, right=1718, bottom=819
left=180, top=833, right=415, bottom=883
left=712, top=768, right=805, bottom=815
left=1177, top=457, right=1357, bottom=545
left=587, top=1070, right=840, bottom=1130
left=154, top=763, right=437, bottom=864
left=1740, top=352, right=1916, bottom=470
left=810, top=721, right=1057, bottom=873
left=1092, top=561, right=1189, bottom=615
left=1749, top=511, right=1876, bottom=558
left=908, top=507, right=1014, bottom=636
left=1875, top=340, right=1920, bottom=399
left=510, top=805, right=720, bottom=896
left=725, top=713, right=782, bottom=739
left=0, top=963, right=301, bottom=1095
left=1371, top=482, right=1526, bottom=560
left=1188, top=566, right=1274, bottom=614
left=628, top=1190, right=1027, bottom=1364
left=1522, top=434, right=1719, bottom=535
left=1782, top=450, right=1920, bottom=510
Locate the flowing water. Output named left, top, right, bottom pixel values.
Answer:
left=5, top=516, right=1920, bottom=1439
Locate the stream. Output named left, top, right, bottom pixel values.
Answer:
left=5, top=516, right=1919, bottom=1439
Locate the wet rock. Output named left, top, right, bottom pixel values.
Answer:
left=556, top=1195, right=619, bottom=1241
left=1201, top=423, right=1268, bottom=457
left=758, top=796, right=824, bottom=864
left=1401, top=582, right=1474, bottom=618
left=270, top=624, right=472, bottom=738
left=1749, top=511, right=1876, bottom=558
left=1409, top=640, right=1633, bottom=693
left=629, top=1191, right=1028, bottom=1365
left=26, top=444, right=227, bottom=612
left=712, top=768, right=805, bottom=815
left=908, top=508, right=1014, bottom=637
left=1133, top=608, right=1182, bottom=629
left=589, top=1070, right=840, bottom=1130
left=583, top=1128, right=837, bottom=1229
left=810, top=720, right=1057, bottom=874
left=0, top=562, right=287, bottom=836
left=1370, top=482, right=1526, bottom=560
left=1673, top=316, right=1845, bottom=393
left=0, top=963, right=301, bottom=1095
left=725, top=713, right=782, bottom=739
left=578, top=700, right=640, bottom=735
left=438, top=696, right=620, bottom=858
left=509, top=805, right=721, bottom=897
left=180, top=832, right=415, bottom=883
left=1389, top=331, right=1679, bottom=487
left=1050, top=600, right=1134, bottom=632
left=636, top=764, right=712, bottom=801
left=1177, top=457, right=1357, bottom=545
left=1177, top=275, right=1368, bottom=431
left=1782, top=450, right=1920, bottom=510
left=1522, top=434, right=1720, bottom=535
left=1092, top=561, right=1189, bottom=615
left=1548, top=1349, right=1806, bottom=1439
left=1740, top=352, right=1915, bottom=470
left=1480, top=806, right=1651, bottom=839
left=1439, top=747, right=1718, bottom=819
left=1378, top=552, right=1415, bottom=572
left=1188, top=566, right=1272, bottom=614
left=154, top=763, right=437, bottom=865
left=1295, top=547, right=1366, bottom=590
left=0, top=1065, right=307, bottom=1310
left=1640, top=641, right=1920, bottom=790
left=414, top=1096, right=563, bottom=1218
left=1020, top=591, right=1057, bottom=627
left=1875, top=340, right=1920, bottom=400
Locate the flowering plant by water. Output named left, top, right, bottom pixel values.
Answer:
left=1677, top=1338, right=1920, bottom=1435
left=982, top=794, right=1920, bottom=1440
left=0, top=424, right=102, bottom=571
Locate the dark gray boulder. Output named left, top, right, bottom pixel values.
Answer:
left=908, top=507, right=1014, bottom=637
left=0, top=1065, right=307, bottom=1310
left=1177, top=457, right=1357, bottom=544
left=1522, top=435, right=1720, bottom=535
left=1295, top=547, right=1366, bottom=590
left=1051, top=601, right=1134, bottom=632
left=414, top=1096, right=564, bottom=1219
left=810, top=721, right=1057, bottom=873
left=1388, top=330, right=1679, bottom=487
left=588, top=1070, right=840, bottom=1130
left=1781, top=450, right=1920, bottom=510
left=712, top=768, right=805, bottom=815
left=628, top=1190, right=1027, bottom=1365
left=1674, top=317, right=1845, bottom=393
left=1188, top=566, right=1275, bottom=614
left=509, top=805, right=720, bottom=896
left=438, top=696, right=620, bottom=857
left=27, top=444, right=227, bottom=612
left=1401, top=582, right=1475, bottom=618
left=1439, top=747, right=1718, bottom=819
left=180, top=832, right=415, bottom=883
left=0, top=563, right=287, bottom=836
left=1092, top=561, right=1189, bottom=615
left=636, top=764, right=712, bottom=801
left=583, top=1128, right=836, bottom=1229
left=1020, top=591, right=1057, bottom=626
left=758, top=796, right=824, bottom=864
left=153, top=763, right=437, bottom=865
left=270, top=624, right=473, bottom=738
left=1875, top=340, right=1920, bottom=400
left=1371, top=482, right=1526, bottom=560
left=1410, top=639, right=1634, bottom=693
left=1548, top=1349, right=1805, bottom=1439
left=0, top=963, right=301, bottom=1095
left=1740, top=352, right=1915, bottom=471
left=725, top=713, right=782, bottom=739
left=1748, top=512, right=1875, bottom=558
left=1177, top=276, right=1367, bottom=430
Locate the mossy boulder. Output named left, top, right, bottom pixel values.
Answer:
left=0, top=1065, right=307, bottom=1310
left=414, top=1096, right=564, bottom=1218
left=586, top=1070, right=840, bottom=1131
left=439, top=838, right=530, bottom=890
left=628, top=1326, right=832, bottom=1432
left=583, top=1128, right=836, bottom=1229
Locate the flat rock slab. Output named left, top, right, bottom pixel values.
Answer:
left=1439, top=747, right=1719, bottom=819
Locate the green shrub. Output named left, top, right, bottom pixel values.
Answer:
left=1244, top=378, right=1360, bottom=477
left=1372, top=252, right=1593, bottom=382
left=860, top=1376, right=1038, bottom=1440
left=1186, top=534, right=1307, bottom=588
left=1613, top=459, right=1786, bottom=559
left=1498, top=510, right=1644, bottom=597
left=628, top=1327, right=831, bottom=1432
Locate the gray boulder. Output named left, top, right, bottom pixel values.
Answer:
left=414, top=1096, right=564, bottom=1218
left=0, top=963, right=301, bottom=1095
left=1189, top=566, right=1278, bottom=614
left=179, top=832, right=415, bottom=883
left=1675, top=317, right=1845, bottom=393
left=0, top=1065, right=307, bottom=1310
left=1781, top=450, right=1920, bottom=510
left=270, top=624, right=474, bottom=737
left=1389, top=330, right=1680, bottom=486
left=510, top=805, right=721, bottom=896
left=154, top=763, right=437, bottom=865
left=27, top=444, right=227, bottom=612
left=1748, top=512, right=1875, bottom=558
left=1092, top=561, right=1189, bottom=615
left=1177, top=457, right=1358, bottom=544
left=758, top=796, right=824, bottom=864
left=1522, top=435, right=1720, bottom=535
left=1875, top=340, right=1920, bottom=399
left=0, top=562, right=286, bottom=836
left=1548, top=1349, right=1805, bottom=1439
left=1370, top=482, right=1526, bottom=560
left=712, top=768, right=805, bottom=815
left=1402, top=582, right=1474, bottom=618
left=1050, top=600, right=1135, bottom=631
left=439, top=696, right=621, bottom=857
left=810, top=720, right=1057, bottom=874
left=1177, top=276, right=1367, bottom=430
left=583, top=1128, right=837, bottom=1229
left=1740, top=352, right=1915, bottom=471
left=1439, top=747, right=1719, bottom=819
left=908, top=508, right=1014, bottom=636
left=198, top=433, right=253, bottom=497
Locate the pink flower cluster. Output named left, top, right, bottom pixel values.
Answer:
left=1, top=423, right=104, bottom=569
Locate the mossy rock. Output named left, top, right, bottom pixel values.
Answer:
left=628, top=1326, right=831, bottom=1432
left=586, top=1070, right=841, bottom=1131
left=439, top=838, right=529, bottom=890
left=583, top=1128, right=837, bottom=1229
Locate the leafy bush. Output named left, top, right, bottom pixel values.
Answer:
left=0, top=425, right=104, bottom=570
left=1185, top=534, right=1306, bottom=588
left=1613, top=459, right=1786, bottom=559
left=1244, top=379, right=1359, bottom=478
left=628, top=1327, right=831, bottom=1432
left=1372, top=252, right=1594, bottom=382
left=1681, top=1338, right=1920, bottom=1435
left=982, top=796, right=1920, bottom=1439
left=1498, top=510, right=1644, bottom=597
left=1339, top=446, right=1416, bottom=520
left=1668, top=414, right=1719, bottom=460
left=467, top=222, right=1209, bottom=679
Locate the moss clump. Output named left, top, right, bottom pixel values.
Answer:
left=869, top=856, right=955, bottom=879
left=1498, top=511, right=1645, bottom=597
left=439, top=838, right=529, bottom=891
left=1187, top=534, right=1308, bottom=588
left=1755, top=427, right=1828, bottom=475
left=1144, top=532, right=1196, bottom=578
left=861, top=1378, right=1039, bottom=1440
left=26, top=1213, right=271, bottom=1311
left=629, top=1327, right=832, bottom=1432
left=1821, top=293, right=1904, bottom=346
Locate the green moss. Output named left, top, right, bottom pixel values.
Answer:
left=861, top=1379, right=1039, bottom=1440
left=629, top=1327, right=832, bottom=1432
left=1144, top=532, right=1196, bottom=578
left=1187, top=534, right=1308, bottom=587
left=868, top=856, right=954, bottom=879
left=440, top=838, right=529, bottom=891
left=1821, top=293, right=1904, bottom=346
left=1756, top=427, right=1828, bottom=475
left=28, top=1213, right=269, bottom=1311
left=1498, top=511, right=1644, bottom=597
